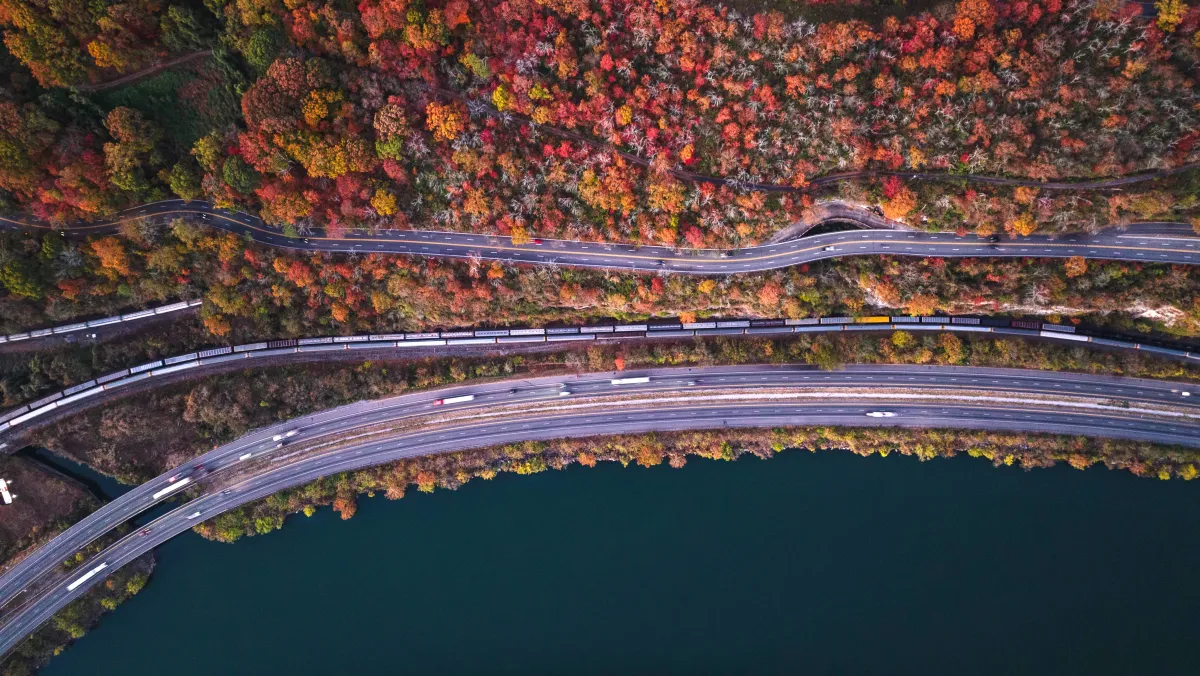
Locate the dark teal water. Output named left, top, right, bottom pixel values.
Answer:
left=42, top=450, right=1200, bottom=675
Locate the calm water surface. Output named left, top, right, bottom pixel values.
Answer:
left=42, top=450, right=1200, bottom=675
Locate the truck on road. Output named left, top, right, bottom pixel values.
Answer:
left=434, top=395, right=475, bottom=406
left=611, top=377, right=650, bottom=385
left=151, top=477, right=191, bottom=500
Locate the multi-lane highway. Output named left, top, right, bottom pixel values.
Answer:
left=3, top=200, right=1199, bottom=273
left=1, top=364, right=1198, bottom=655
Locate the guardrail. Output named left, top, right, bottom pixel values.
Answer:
left=1, top=314, right=1196, bottom=438
left=0, top=300, right=202, bottom=345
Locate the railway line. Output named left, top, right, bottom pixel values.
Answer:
left=3, top=313, right=1198, bottom=440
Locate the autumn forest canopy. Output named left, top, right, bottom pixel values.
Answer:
left=1, top=0, right=1200, bottom=245
left=3, top=0, right=1200, bottom=344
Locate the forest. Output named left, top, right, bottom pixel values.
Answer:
left=3, top=0, right=1200, bottom=248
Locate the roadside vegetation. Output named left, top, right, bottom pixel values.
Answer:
left=197, top=424, right=1200, bottom=544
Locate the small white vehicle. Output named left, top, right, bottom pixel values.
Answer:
left=866, top=411, right=896, bottom=418
left=185, top=511, right=202, bottom=520
left=271, top=430, right=298, bottom=442
left=1183, top=392, right=1191, bottom=397
left=239, top=453, right=253, bottom=461
left=559, top=390, right=572, bottom=396
left=823, top=246, right=836, bottom=251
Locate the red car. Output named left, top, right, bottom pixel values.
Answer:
left=531, top=238, right=544, bottom=245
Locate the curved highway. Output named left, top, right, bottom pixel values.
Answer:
left=1, top=364, right=1198, bottom=655
left=3, top=201, right=1199, bottom=274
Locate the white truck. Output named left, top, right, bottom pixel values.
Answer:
left=151, top=477, right=191, bottom=500
left=67, top=563, right=108, bottom=592
left=611, top=377, right=650, bottom=385
left=434, top=394, right=475, bottom=406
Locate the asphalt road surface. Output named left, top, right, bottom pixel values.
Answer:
left=3, top=201, right=1199, bottom=274
left=1, top=364, right=1197, bottom=655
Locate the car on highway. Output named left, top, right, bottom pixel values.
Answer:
left=167, top=471, right=188, bottom=483
left=221, top=489, right=234, bottom=496
left=138, top=528, right=152, bottom=537
left=687, top=380, right=698, bottom=386
left=185, top=511, right=202, bottom=520
left=823, top=246, right=835, bottom=251
left=532, top=238, right=544, bottom=245
left=655, top=259, right=666, bottom=266
left=719, top=251, right=732, bottom=258
left=866, top=411, right=897, bottom=418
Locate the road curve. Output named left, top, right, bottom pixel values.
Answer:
left=1, top=364, right=1197, bottom=655
left=3, top=201, right=1200, bottom=274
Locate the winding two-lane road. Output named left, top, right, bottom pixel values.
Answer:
left=4, top=201, right=1199, bottom=273
left=0, top=364, right=1197, bottom=655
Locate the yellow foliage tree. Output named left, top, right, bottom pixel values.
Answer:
left=87, top=40, right=126, bottom=70
left=1064, top=256, right=1088, bottom=278
left=1155, top=0, right=1186, bottom=32
left=492, top=84, right=514, bottom=112
left=510, top=224, right=531, bottom=245
left=90, top=237, right=132, bottom=276
left=881, top=187, right=916, bottom=220
left=371, top=188, right=397, bottom=216
left=425, top=101, right=466, bottom=142
left=1007, top=212, right=1038, bottom=236
left=203, top=314, right=231, bottom=337
left=905, top=294, right=938, bottom=316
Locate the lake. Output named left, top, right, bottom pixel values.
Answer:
left=41, top=449, right=1200, bottom=675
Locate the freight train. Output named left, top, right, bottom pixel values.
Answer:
left=3, top=315, right=1196, bottom=436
